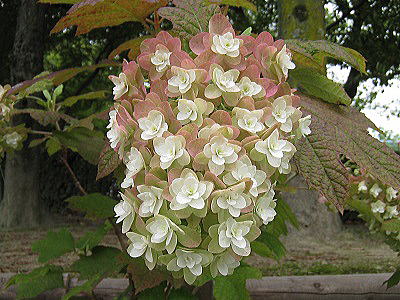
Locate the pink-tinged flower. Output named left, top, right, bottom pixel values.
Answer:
left=204, top=64, right=241, bottom=107
left=137, top=110, right=168, bottom=141
left=107, top=101, right=137, bottom=157
left=138, top=31, right=191, bottom=81
left=109, top=60, right=146, bottom=100
left=240, top=64, right=278, bottom=101
left=190, top=14, right=255, bottom=71
left=252, top=33, right=295, bottom=82
left=134, top=92, right=181, bottom=135
left=166, top=59, right=208, bottom=99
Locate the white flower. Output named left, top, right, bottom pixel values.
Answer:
left=223, top=155, right=267, bottom=197
left=386, top=187, right=398, bottom=201
left=0, top=103, right=10, bottom=117
left=233, top=107, right=265, bottom=134
left=4, top=132, right=22, bottom=149
left=210, top=252, right=240, bottom=277
left=177, top=99, right=198, bottom=124
left=370, top=183, right=382, bottom=198
left=146, top=215, right=182, bottom=254
left=121, top=147, right=145, bottom=189
left=169, top=169, right=213, bottom=211
left=255, top=129, right=294, bottom=168
left=114, top=192, right=135, bottom=233
left=256, top=193, right=277, bottom=225
left=153, top=135, right=190, bottom=169
left=109, top=72, right=129, bottom=99
left=276, top=45, right=295, bottom=77
left=167, top=249, right=212, bottom=284
left=371, top=200, right=386, bottom=214
left=218, top=217, right=253, bottom=256
left=138, top=110, right=168, bottom=141
left=0, top=85, right=7, bottom=99
left=211, top=32, right=242, bottom=57
left=206, top=67, right=240, bottom=97
left=204, top=135, right=240, bottom=175
left=151, top=48, right=172, bottom=72
left=384, top=205, right=399, bottom=219
left=126, top=232, right=157, bottom=270
left=358, top=181, right=368, bottom=193
left=168, top=67, right=196, bottom=95
left=298, top=115, right=311, bottom=137
left=198, top=123, right=222, bottom=140
left=277, top=142, right=296, bottom=174
left=237, top=77, right=264, bottom=98
left=176, top=98, right=214, bottom=126
left=211, top=183, right=249, bottom=218
left=106, top=109, right=125, bottom=152
left=265, top=96, right=296, bottom=132
left=137, top=185, right=164, bottom=217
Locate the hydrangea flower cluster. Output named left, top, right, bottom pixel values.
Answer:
left=353, top=172, right=399, bottom=237
left=108, top=14, right=311, bottom=284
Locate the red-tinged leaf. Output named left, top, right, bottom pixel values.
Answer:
left=29, top=110, right=61, bottom=126
left=51, top=0, right=169, bottom=35
left=7, top=60, right=118, bottom=97
left=204, top=171, right=226, bottom=189
left=295, top=94, right=400, bottom=212
left=186, top=138, right=207, bottom=158
left=158, top=0, right=221, bottom=40
left=38, top=0, right=80, bottom=4
left=210, top=110, right=232, bottom=125
left=108, top=36, right=151, bottom=60
left=97, top=142, right=121, bottom=180
left=206, top=0, right=257, bottom=11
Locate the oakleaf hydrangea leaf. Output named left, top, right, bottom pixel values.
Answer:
left=69, top=246, right=124, bottom=280
left=51, top=0, right=169, bottom=35
left=6, top=265, right=64, bottom=300
left=295, top=95, right=400, bottom=212
left=158, top=0, right=221, bottom=40
left=286, top=39, right=367, bottom=74
left=213, top=265, right=262, bottom=300
left=31, top=228, right=75, bottom=263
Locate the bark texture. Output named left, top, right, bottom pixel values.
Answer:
left=278, top=0, right=343, bottom=237
left=0, top=0, right=45, bottom=228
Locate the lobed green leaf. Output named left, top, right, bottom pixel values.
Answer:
left=290, top=68, right=351, bottom=105
left=32, top=228, right=75, bottom=263
left=6, top=265, right=64, bottom=300
left=66, top=193, right=117, bottom=219
left=54, top=127, right=104, bottom=165
left=213, top=265, right=262, bottom=300
left=286, top=39, right=367, bottom=74
left=69, top=246, right=124, bottom=280
left=60, top=90, right=109, bottom=107
left=75, top=221, right=113, bottom=251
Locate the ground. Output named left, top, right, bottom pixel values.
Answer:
left=0, top=216, right=398, bottom=275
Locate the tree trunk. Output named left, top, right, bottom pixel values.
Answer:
left=278, top=0, right=343, bottom=238
left=0, top=0, right=45, bottom=228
